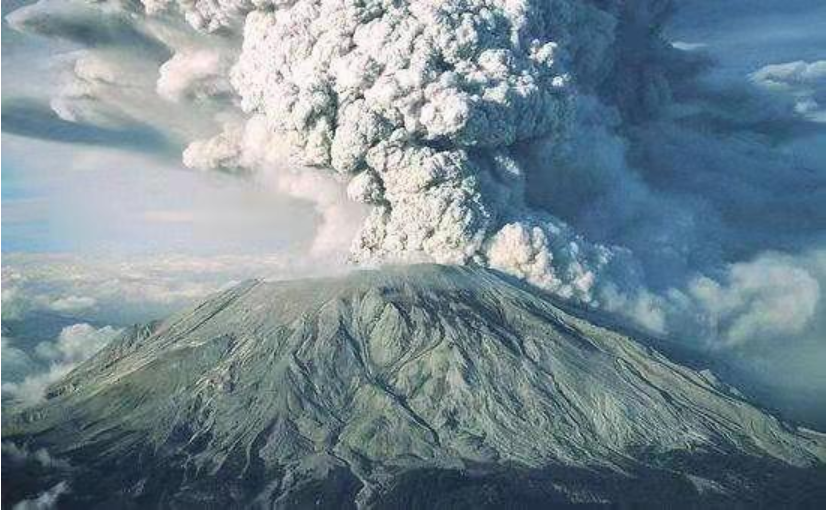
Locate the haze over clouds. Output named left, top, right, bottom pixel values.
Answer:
left=1, top=252, right=342, bottom=324
left=1, top=252, right=348, bottom=405
left=1, top=0, right=824, bottom=423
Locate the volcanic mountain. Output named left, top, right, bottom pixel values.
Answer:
left=2, top=265, right=824, bottom=508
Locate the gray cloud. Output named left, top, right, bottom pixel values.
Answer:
left=2, top=98, right=177, bottom=153
left=6, top=0, right=169, bottom=57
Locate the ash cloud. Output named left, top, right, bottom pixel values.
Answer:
left=177, top=0, right=674, bottom=304
left=3, top=0, right=824, bottom=421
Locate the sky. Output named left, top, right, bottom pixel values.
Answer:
left=0, top=0, right=824, bottom=425
left=2, top=136, right=316, bottom=255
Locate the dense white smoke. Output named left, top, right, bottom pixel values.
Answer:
left=3, top=0, right=671, bottom=302
left=153, top=0, right=672, bottom=304
left=6, top=0, right=821, bottom=321
left=5, top=0, right=813, bottom=304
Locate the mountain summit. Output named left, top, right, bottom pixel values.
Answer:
left=3, top=265, right=824, bottom=508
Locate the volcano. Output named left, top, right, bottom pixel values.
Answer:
left=2, top=264, right=824, bottom=508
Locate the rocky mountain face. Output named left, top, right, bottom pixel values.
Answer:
left=2, top=264, right=824, bottom=508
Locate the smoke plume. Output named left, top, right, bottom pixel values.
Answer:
left=4, top=0, right=824, bottom=422
left=165, top=0, right=679, bottom=306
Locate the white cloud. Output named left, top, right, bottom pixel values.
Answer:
left=48, top=295, right=97, bottom=314
left=601, top=248, right=825, bottom=356
left=219, top=0, right=586, bottom=269
left=34, top=324, right=120, bottom=363
left=485, top=222, right=615, bottom=303
left=750, top=60, right=826, bottom=121
left=183, top=116, right=371, bottom=258
left=1, top=252, right=350, bottom=324
left=2, top=324, right=121, bottom=405
left=671, top=41, right=707, bottom=51
left=13, top=482, right=70, bottom=510
left=687, top=250, right=823, bottom=349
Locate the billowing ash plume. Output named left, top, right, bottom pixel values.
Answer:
left=5, top=0, right=824, bottom=426
left=6, top=0, right=675, bottom=305
left=5, top=0, right=818, bottom=318
left=166, top=0, right=672, bottom=303
left=227, top=0, right=572, bottom=265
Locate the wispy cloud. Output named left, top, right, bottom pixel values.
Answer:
left=12, top=481, right=69, bottom=510
left=2, top=98, right=177, bottom=154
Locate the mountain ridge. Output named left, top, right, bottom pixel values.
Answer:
left=2, top=264, right=824, bottom=508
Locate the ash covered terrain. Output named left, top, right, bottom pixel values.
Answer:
left=3, top=265, right=824, bottom=508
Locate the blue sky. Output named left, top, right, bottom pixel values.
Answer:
left=1, top=134, right=319, bottom=256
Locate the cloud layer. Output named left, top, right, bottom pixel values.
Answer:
left=1, top=252, right=337, bottom=324
left=2, top=324, right=121, bottom=405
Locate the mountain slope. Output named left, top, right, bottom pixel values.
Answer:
left=2, top=264, right=824, bottom=508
